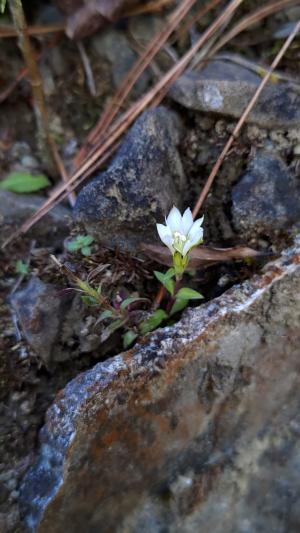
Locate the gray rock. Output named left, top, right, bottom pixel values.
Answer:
left=128, top=13, right=176, bottom=70
left=92, top=29, right=150, bottom=94
left=74, top=107, right=185, bottom=251
left=0, top=190, right=71, bottom=245
left=170, top=59, right=300, bottom=128
left=10, top=278, right=71, bottom=367
left=20, top=236, right=300, bottom=532
left=10, top=279, right=102, bottom=367
left=232, top=151, right=300, bottom=238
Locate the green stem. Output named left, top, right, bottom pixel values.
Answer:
left=166, top=278, right=181, bottom=315
left=9, top=0, right=55, bottom=175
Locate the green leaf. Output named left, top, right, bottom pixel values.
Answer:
left=139, top=309, right=167, bottom=335
left=80, top=235, right=94, bottom=246
left=15, top=260, right=29, bottom=275
left=97, top=283, right=102, bottom=295
left=0, top=172, right=50, bottom=193
left=164, top=268, right=175, bottom=279
left=164, top=278, right=175, bottom=295
left=154, top=271, right=175, bottom=295
left=81, top=295, right=98, bottom=306
left=98, top=310, right=113, bottom=322
left=170, top=298, right=188, bottom=316
left=66, top=240, right=81, bottom=251
left=176, top=287, right=204, bottom=300
left=101, top=319, right=126, bottom=342
left=76, top=278, right=99, bottom=301
left=123, top=330, right=138, bottom=349
left=0, top=0, right=7, bottom=14
left=154, top=268, right=175, bottom=283
left=120, top=296, right=148, bottom=310
left=81, top=246, right=91, bottom=256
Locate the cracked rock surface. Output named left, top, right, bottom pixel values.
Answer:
left=20, top=236, right=300, bottom=532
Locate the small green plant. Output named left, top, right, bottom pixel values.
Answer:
left=15, top=260, right=29, bottom=275
left=66, top=235, right=95, bottom=256
left=52, top=207, right=205, bottom=351
left=0, top=172, right=50, bottom=193
left=0, top=0, right=7, bottom=14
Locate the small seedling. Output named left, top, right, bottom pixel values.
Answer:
left=0, top=0, right=7, bottom=13
left=52, top=207, right=205, bottom=352
left=0, top=172, right=50, bottom=193
left=66, top=234, right=94, bottom=256
left=15, top=260, right=29, bottom=275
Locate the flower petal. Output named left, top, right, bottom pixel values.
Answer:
left=166, top=206, right=182, bottom=233
left=188, top=224, right=203, bottom=246
left=182, top=239, right=193, bottom=256
left=182, top=207, right=194, bottom=235
left=156, top=224, right=174, bottom=252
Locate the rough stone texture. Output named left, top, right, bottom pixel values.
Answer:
left=10, top=278, right=72, bottom=368
left=0, top=190, right=71, bottom=245
left=232, top=151, right=300, bottom=239
left=92, top=29, right=150, bottom=94
left=10, top=278, right=95, bottom=367
left=20, top=236, right=300, bottom=532
left=170, top=59, right=300, bottom=128
left=74, top=107, right=184, bottom=251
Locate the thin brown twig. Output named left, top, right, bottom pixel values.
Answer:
left=0, top=22, right=65, bottom=38
left=170, top=0, right=222, bottom=44
left=192, top=17, right=300, bottom=219
left=73, top=0, right=201, bottom=168
left=0, top=34, right=61, bottom=104
left=9, top=0, right=54, bottom=171
left=11, top=0, right=243, bottom=240
left=207, top=0, right=299, bottom=59
left=73, top=0, right=243, bottom=181
left=8, top=1, right=75, bottom=206
left=77, top=41, right=97, bottom=97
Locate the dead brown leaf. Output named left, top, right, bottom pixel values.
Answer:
left=140, top=243, right=266, bottom=269
left=55, top=0, right=174, bottom=39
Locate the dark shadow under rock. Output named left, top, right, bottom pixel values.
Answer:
left=74, top=107, right=185, bottom=251
left=19, top=235, right=300, bottom=532
left=0, top=191, right=71, bottom=246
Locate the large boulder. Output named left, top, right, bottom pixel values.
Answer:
left=20, top=236, right=300, bottom=532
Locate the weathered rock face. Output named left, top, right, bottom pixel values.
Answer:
left=232, top=151, right=300, bottom=239
left=20, top=236, right=300, bottom=532
left=170, top=59, right=300, bottom=128
left=10, top=278, right=100, bottom=368
left=74, top=107, right=184, bottom=251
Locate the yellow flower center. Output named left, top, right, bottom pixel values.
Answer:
left=172, top=231, right=187, bottom=254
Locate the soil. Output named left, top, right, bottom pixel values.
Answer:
left=0, top=2, right=299, bottom=530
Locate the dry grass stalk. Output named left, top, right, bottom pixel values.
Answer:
left=8, top=0, right=75, bottom=205
left=73, top=0, right=201, bottom=168
left=9, top=0, right=53, bottom=171
left=0, top=22, right=64, bottom=38
left=207, top=0, right=300, bottom=59
left=2, top=0, right=243, bottom=248
left=192, top=17, right=300, bottom=218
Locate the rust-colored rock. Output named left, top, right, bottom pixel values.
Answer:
left=21, top=237, right=300, bottom=532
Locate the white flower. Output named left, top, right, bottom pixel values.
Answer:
left=157, top=206, right=204, bottom=257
